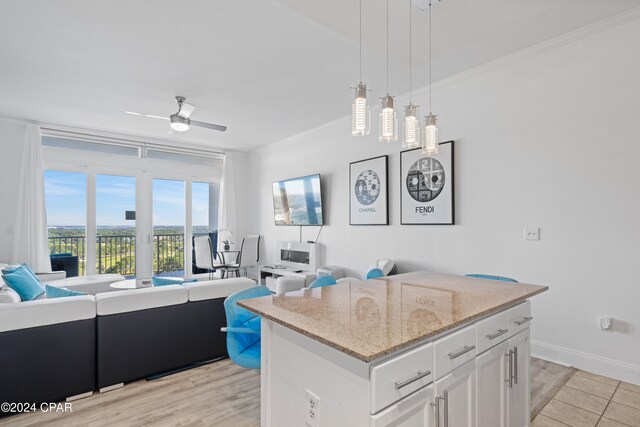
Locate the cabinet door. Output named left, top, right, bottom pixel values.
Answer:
left=507, top=329, right=530, bottom=427
left=434, top=359, right=476, bottom=427
left=370, top=384, right=434, bottom=427
left=476, top=341, right=509, bottom=427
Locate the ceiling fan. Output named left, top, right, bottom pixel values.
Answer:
left=126, top=96, right=227, bottom=133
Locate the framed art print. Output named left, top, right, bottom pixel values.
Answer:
left=349, top=155, right=389, bottom=225
left=400, top=141, right=454, bottom=225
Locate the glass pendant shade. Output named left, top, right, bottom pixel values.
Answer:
left=422, top=113, right=439, bottom=155
left=379, top=94, right=398, bottom=143
left=403, top=104, right=421, bottom=148
left=351, top=82, right=371, bottom=136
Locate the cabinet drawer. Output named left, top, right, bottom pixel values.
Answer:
left=370, top=342, right=434, bottom=414
left=476, top=310, right=509, bottom=354
left=507, top=301, right=532, bottom=336
left=434, top=324, right=476, bottom=380
left=370, top=383, right=434, bottom=427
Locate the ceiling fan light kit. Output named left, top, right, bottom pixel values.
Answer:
left=170, top=114, right=190, bottom=132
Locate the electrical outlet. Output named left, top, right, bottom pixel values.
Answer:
left=306, top=390, right=320, bottom=427
left=524, top=227, right=540, bottom=241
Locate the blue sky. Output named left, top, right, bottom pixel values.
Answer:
left=44, top=171, right=211, bottom=227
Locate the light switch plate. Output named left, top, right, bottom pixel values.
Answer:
left=524, top=227, right=540, bottom=241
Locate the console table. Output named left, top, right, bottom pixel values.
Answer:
left=259, top=265, right=317, bottom=291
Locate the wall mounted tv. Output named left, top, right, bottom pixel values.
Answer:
left=272, top=174, right=324, bottom=226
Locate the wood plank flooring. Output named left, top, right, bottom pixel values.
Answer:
left=0, top=357, right=627, bottom=427
left=0, top=359, right=260, bottom=427
left=531, top=357, right=577, bottom=418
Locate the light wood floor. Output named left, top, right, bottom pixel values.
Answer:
left=2, top=357, right=631, bottom=427
left=0, top=359, right=260, bottom=427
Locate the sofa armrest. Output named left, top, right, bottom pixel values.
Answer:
left=0, top=295, right=96, bottom=333
left=36, top=271, right=67, bottom=282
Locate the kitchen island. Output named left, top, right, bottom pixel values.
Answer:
left=239, top=271, right=548, bottom=427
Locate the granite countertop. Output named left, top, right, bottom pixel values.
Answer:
left=239, top=271, right=548, bottom=362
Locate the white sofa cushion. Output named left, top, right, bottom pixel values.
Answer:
left=184, top=277, right=257, bottom=302
left=95, top=285, right=188, bottom=316
left=48, top=274, right=126, bottom=295
left=0, top=285, right=21, bottom=304
left=0, top=295, right=96, bottom=333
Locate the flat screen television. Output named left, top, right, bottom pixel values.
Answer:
left=272, top=174, right=324, bottom=226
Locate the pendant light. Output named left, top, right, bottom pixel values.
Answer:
left=379, top=0, right=397, bottom=143
left=351, top=0, right=371, bottom=136
left=422, top=1, right=439, bottom=156
left=403, top=0, right=420, bottom=148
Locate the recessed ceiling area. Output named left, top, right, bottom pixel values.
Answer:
left=0, top=0, right=637, bottom=151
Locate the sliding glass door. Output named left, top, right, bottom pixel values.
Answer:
left=96, top=174, right=136, bottom=277
left=44, top=170, right=87, bottom=276
left=152, top=179, right=185, bottom=277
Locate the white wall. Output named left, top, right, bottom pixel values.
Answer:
left=0, top=119, right=27, bottom=262
left=248, top=17, right=640, bottom=383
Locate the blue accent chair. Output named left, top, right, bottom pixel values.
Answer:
left=308, top=276, right=337, bottom=289
left=465, top=274, right=518, bottom=283
left=222, top=286, right=271, bottom=369
left=366, top=268, right=384, bottom=279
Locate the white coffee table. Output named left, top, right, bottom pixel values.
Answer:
left=110, top=278, right=153, bottom=290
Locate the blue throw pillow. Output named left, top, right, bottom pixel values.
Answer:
left=2, top=264, right=40, bottom=282
left=2, top=268, right=45, bottom=301
left=151, top=277, right=198, bottom=287
left=45, top=285, right=87, bottom=298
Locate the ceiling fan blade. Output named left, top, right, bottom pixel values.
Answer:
left=177, top=102, right=196, bottom=119
left=126, top=111, right=168, bottom=120
left=191, top=120, right=227, bottom=132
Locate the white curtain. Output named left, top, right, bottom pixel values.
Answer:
left=217, top=152, right=236, bottom=250
left=12, top=123, right=51, bottom=272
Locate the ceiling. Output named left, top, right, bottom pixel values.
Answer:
left=0, top=0, right=637, bottom=152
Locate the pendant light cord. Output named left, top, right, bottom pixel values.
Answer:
left=386, top=0, right=389, bottom=93
left=409, top=0, right=412, bottom=103
left=359, top=0, right=362, bottom=81
left=429, top=1, right=432, bottom=113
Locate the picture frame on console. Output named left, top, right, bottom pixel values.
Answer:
left=400, top=141, right=455, bottom=225
left=349, top=155, right=389, bottom=225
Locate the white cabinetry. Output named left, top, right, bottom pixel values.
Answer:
left=433, top=359, right=477, bottom=427
left=371, top=384, right=435, bottom=427
left=477, top=340, right=509, bottom=427
left=507, top=329, right=530, bottom=427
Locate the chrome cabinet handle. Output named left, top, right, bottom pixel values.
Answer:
left=448, top=344, right=476, bottom=359
left=431, top=396, right=443, bottom=427
left=443, top=390, right=449, bottom=427
left=513, top=346, right=518, bottom=385
left=515, top=316, right=533, bottom=326
left=394, top=370, right=431, bottom=390
left=505, top=350, right=513, bottom=388
left=486, top=328, right=509, bottom=340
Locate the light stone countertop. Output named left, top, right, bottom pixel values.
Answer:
left=239, top=271, right=548, bottom=362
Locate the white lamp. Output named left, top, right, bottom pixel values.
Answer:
left=352, top=82, right=371, bottom=136
left=379, top=94, right=398, bottom=143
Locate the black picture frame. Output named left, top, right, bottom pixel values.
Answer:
left=349, top=155, right=389, bottom=225
left=400, top=141, right=455, bottom=225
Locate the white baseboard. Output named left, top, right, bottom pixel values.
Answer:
left=532, top=340, right=640, bottom=386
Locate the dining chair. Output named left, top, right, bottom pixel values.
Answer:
left=308, top=276, right=337, bottom=289
left=193, top=235, right=227, bottom=279
left=465, top=274, right=519, bottom=283
left=222, top=286, right=272, bottom=369
left=225, top=235, right=260, bottom=277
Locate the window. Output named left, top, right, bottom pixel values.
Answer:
left=43, top=133, right=222, bottom=279
left=44, top=170, right=87, bottom=275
